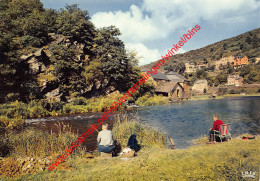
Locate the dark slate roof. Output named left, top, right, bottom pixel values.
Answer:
left=141, top=69, right=188, bottom=82
left=234, top=55, right=246, bottom=60
left=142, top=69, right=170, bottom=80
left=165, top=71, right=187, bottom=82
left=152, top=71, right=170, bottom=80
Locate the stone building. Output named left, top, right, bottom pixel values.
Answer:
left=185, top=62, right=197, bottom=73
left=185, top=61, right=208, bottom=73
left=215, top=56, right=234, bottom=70
left=192, top=79, right=208, bottom=94
left=143, top=69, right=191, bottom=100
left=227, top=75, right=243, bottom=86
left=155, top=82, right=184, bottom=99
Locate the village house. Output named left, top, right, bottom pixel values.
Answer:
left=227, top=75, right=243, bottom=86
left=192, top=79, right=208, bottom=94
left=255, top=57, right=260, bottom=64
left=215, top=56, right=234, bottom=70
left=142, top=69, right=191, bottom=100
left=155, top=82, right=185, bottom=99
left=233, top=55, right=248, bottom=67
left=185, top=62, right=197, bottom=73
left=185, top=61, right=208, bottom=73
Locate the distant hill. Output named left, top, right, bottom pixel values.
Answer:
left=142, top=28, right=260, bottom=69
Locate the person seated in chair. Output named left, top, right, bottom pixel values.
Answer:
left=209, top=115, right=224, bottom=142
left=97, top=123, right=115, bottom=153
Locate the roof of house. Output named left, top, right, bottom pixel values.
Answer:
left=141, top=69, right=188, bottom=82
left=165, top=71, right=187, bottom=82
left=228, top=74, right=244, bottom=81
left=234, top=55, right=247, bottom=60
left=194, top=79, right=207, bottom=84
left=141, top=69, right=170, bottom=80
left=155, top=82, right=181, bottom=93
left=228, top=74, right=240, bottom=78
left=152, top=71, right=170, bottom=80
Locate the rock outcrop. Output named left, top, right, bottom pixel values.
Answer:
left=20, top=33, right=88, bottom=101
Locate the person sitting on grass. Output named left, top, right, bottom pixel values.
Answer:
left=97, top=123, right=115, bottom=153
left=209, top=115, right=224, bottom=142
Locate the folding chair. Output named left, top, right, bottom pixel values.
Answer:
left=216, top=124, right=232, bottom=142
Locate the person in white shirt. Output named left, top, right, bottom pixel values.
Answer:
left=97, top=123, right=115, bottom=153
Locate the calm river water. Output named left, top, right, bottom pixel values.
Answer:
left=27, top=96, right=260, bottom=149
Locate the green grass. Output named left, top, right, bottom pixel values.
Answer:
left=190, top=95, right=225, bottom=101
left=1, top=116, right=258, bottom=180
left=136, top=94, right=169, bottom=106
left=1, top=136, right=258, bottom=181
left=190, top=93, right=260, bottom=101
left=112, top=114, right=167, bottom=149
left=0, top=127, right=86, bottom=159
left=0, top=93, right=126, bottom=128
left=223, top=93, right=260, bottom=97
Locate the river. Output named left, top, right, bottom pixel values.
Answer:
left=27, top=96, right=260, bottom=149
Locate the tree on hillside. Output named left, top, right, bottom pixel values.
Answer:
left=196, top=69, right=207, bottom=79
left=55, top=4, right=96, bottom=55
left=0, top=0, right=48, bottom=102
left=214, top=72, right=228, bottom=86
left=84, top=26, right=140, bottom=96
left=240, top=65, right=260, bottom=84
left=164, top=62, right=185, bottom=75
left=0, top=2, right=140, bottom=103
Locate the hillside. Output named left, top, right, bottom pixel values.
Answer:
left=142, top=28, right=260, bottom=69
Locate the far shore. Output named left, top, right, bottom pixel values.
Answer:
left=189, top=93, right=260, bottom=101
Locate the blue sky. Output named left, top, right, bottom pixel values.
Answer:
left=41, top=0, right=260, bottom=66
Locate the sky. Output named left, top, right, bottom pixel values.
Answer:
left=41, top=0, right=260, bottom=66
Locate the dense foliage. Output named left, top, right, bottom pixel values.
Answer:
left=0, top=0, right=141, bottom=103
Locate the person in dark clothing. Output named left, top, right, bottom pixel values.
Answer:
left=127, top=134, right=139, bottom=152
left=209, top=115, right=224, bottom=142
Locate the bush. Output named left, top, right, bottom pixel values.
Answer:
left=0, top=116, right=25, bottom=129
left=0, top=101, right=29, bottom=119
left=218, top=87, right=228, bottom=95
left=28, top=100, right=49, bottom=118
left=136, top=94, right=168, bottom=106
left=70, top=97, right=87, bottom=105
left=112, top=115, right=167, bottom=149
left=229, top=89, right=240, bottom=94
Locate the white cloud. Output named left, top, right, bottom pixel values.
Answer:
left=92, top=5, right=161, bottom=43
left=126, top=43, right=161, bottom=66
left=91, top=0, right=260, bottom=65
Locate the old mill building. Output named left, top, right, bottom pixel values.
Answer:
left=143, top=69, right=191, bottom=100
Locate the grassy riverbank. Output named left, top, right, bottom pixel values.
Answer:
left=0, top=93, right=170, bottom=129
left=0, top=93, right=125, bottom=129
left=0, top=116, right=167, bottom=178
left=1, top=135, right=258, bottom=180
left=0, top=116, right=259, bottom=180
left=136, top=94, right=169, bottom=106
left=190, top=93, right=260, bottom=101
